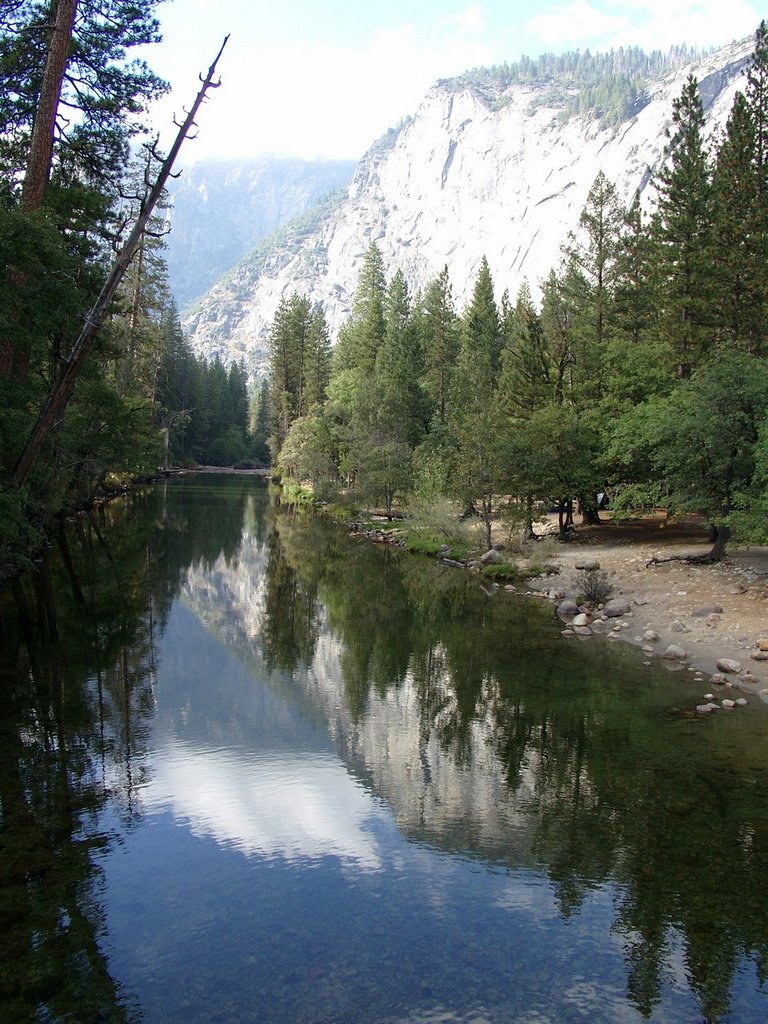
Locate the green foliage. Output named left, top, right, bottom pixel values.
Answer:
left=0, top=0, right=167, bottom=202
left=608, top=350, right=768, bottom=533
left=279, top=479, right=315, bottom=508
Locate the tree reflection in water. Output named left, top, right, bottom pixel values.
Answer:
left=268, top=506, right=768, bottom=1023
left=1, top=477, right=768, bottom=1023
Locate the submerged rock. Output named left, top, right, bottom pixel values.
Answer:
left=662, top=644, right=688, bottom=661
left=557, top=599, right=579, bottom=618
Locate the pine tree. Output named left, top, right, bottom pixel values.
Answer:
left=498, top=281, right=551, bottom=418
left=746, top=20, right=768, bottom=194
left=375, top=269, right=425, bottom=446
left=268, top=292, right=312, bottom=449
left=420, top=265, right=459, bottom=426
left=333, top=241, right=386, bottom=376
left=613, top=195, right=658, bottom=345
left=302, top=305, right=331, bottom=411
left=654, top=75, right=714, bottom=377
left=458, top=256, right=502, bottom=391
left=540, top=268, right=577, bottom=405
left=569, top=172, right=622, bottom=345
left=711, top=91, right=764, bottom=350
left=0, top=0, right=167, bottom=197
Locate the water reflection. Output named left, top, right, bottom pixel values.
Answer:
left=2, top=476, right=768, bottom=1024
left=146, top=741, right=385, bottom=867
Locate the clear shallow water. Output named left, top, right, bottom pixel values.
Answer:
left=2, top=476, right=768, bottom=1023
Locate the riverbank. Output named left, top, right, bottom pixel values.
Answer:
left=523, top=515, right=768, bottom=705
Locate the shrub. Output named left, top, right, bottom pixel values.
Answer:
left=576, top=567, right=614, bottom=604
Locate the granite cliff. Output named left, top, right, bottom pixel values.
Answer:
left=181, top=38, right=752, bottom=376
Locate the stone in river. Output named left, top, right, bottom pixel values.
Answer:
left=662, top=644, right=688, bottom=661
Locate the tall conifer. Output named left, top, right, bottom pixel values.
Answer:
left=654, top=75, right=714, bottom=377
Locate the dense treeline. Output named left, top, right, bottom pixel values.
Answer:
left=444, top=43, right=705, bottom=124
left=0, top=2, right=262, bottom=575
left=270, top=23, right=768, bottom=561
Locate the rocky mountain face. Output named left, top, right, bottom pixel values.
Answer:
left=182, top=39, right=752, bottom=376
left=164, top=156, right=356, bottom=307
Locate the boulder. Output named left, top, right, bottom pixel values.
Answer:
left=721, top=698, right=736, bottom=709
left=603, top=598, right=631, bottom=618
left=716, top=658, right=742, bottom=674
left=557, top=599, right=580, bottom=618
left=662, top=644, right=688, bottom=661
left=670, top=619, right=690, bottom=633
left=573, top=625, right=593, bottom=637
left=480, top=548, right=504, bottom=565
left=572, top=613, right=590, bottom=627
left=642, top=630, right=659, bottom=642
left=751, top=649, right=768, bottom=661
left=757, top=638, right=768, bottom=651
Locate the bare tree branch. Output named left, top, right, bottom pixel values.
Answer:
left=11, top=36, right=230, bottom=490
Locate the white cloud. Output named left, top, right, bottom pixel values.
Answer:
left=527, top=0, right=761, bottom=52
left=150, top=16, right=497, bottom=161
left=440, top=4, right=489, bottom=38
left=527, top=1, right=629, bottom=46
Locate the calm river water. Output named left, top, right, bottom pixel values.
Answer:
left=2, top=475, right=768, bottom=1024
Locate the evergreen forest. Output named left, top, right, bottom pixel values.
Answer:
left=269, top=23, right=768, bottom=561
left=0, top=1, right=263, bottom=577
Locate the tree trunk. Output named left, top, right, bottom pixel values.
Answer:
left=0, top=1, right=78, bottom=384
left=524, top=493, right=536, bottom=539
left=580, top=495, right=602, bottom=526
left=707, top=524, right=731, bottom=561
left=20, top=0, right=78, bottom=213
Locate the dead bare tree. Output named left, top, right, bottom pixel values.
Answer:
left=11, top=36, right=230, bottom=491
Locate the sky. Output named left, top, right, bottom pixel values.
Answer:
left=139, top=0, right=765, bottom=164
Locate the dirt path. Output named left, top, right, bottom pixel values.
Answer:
left=524, top=515, right=768, bottom=705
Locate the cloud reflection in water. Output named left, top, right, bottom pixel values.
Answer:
left=145, top=735, right=386, bottom=869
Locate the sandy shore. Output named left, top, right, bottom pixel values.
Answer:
left=524, top=517, right=768, bottom=705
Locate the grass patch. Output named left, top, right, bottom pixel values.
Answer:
left=404, top=529, right=474, bottom=560
left=324, top=503, right=354, bottom=522
left=481, top=561, right=560, bottom=582
left=405, top=531, right=444, bottom=556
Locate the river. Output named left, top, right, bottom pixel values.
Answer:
left=1, top=474, right=768, bottom=1023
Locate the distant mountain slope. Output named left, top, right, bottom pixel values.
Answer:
left=182, top=38, right=752, bottom=376
left=165, top=156, right=356, bottom=307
